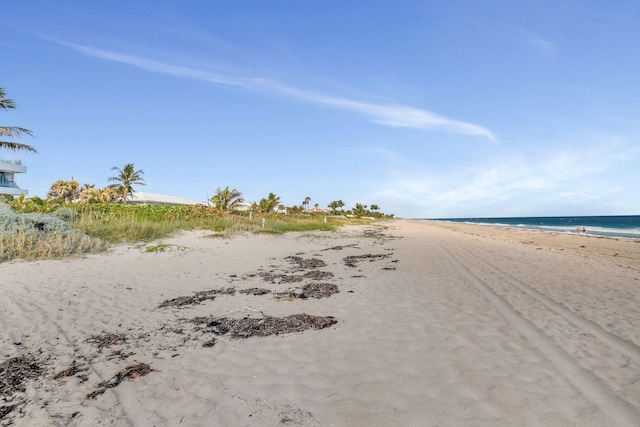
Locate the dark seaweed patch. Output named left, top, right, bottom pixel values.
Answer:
left=0, top=354, right=43, bottom=421
left=343, top=254, right=390, bottom=267
left=158, top=287, right=236, bottom=308
left=86, top=363, right=152, bottom=400
left=192, top=314, right=337, bottom=339
left=285, top=256, right=326, bottom=269
left=239, top=288, right=271, bottom=296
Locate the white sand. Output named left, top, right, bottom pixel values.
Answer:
left=1, top=220, right=639, bottom=426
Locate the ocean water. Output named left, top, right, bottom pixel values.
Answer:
left=427, top=215, right=640, bottom=240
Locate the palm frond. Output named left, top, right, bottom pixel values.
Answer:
left=0, top=141, right=38, bottom=152
left=0, top=126, right=33, bottom=138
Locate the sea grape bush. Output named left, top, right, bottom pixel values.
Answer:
left=69, top=203, right=222, bottom=222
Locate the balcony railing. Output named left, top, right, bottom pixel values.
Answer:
left=0, top=178, right=19, bottom=188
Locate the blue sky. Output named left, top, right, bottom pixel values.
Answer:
left=2, top=1, right=639, bottom=218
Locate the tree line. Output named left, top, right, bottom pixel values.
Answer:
left=1, top=87, right=393, bottom=219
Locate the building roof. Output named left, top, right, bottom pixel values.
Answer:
left=128, top=192, right=201, bottom=206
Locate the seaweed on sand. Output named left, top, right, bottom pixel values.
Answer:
left=0, top=354, right=43, bottom=421
left=192, top=313, right=337, bottom=339
left=239, top=287, right=272, bottom=296
left=285, top=256, right=326, bottom=269
left=86, top=363, right=152, bottom=400
left=343, top=253, right=390, bottom=267
left=86, top=333, right=127, bottom=349
left=158, top=287, right=236, bottom=308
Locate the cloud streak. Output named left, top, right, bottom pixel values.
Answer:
left=365, top=140, right=635, bottom=218
left=53, top=39, right=495, bottom=140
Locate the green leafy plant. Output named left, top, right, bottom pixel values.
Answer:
left=145, top=243, right=171, bottom=253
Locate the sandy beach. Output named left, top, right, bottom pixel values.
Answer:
left=1, top=219, right=639, bottom=426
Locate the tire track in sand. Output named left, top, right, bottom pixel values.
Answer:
left=455, top=244, right=640, bottom=364
left=437, top=243, right=640, bottom=427
left=0, top=283, right=135, bottom=426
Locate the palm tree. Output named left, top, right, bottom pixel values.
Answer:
left=0, top=88, right=36, bottom=153
left=353, top=203, right=367, bottom=217
left=210, top=186, right=244, bottom=212
left=258, top=192, right=281, bottom=214
left=303, top=196, right=311, bottom=212
left=78, top=184, right=100, bottom=204
left=108, top=163, right=146, bottom=203
left=328, top=199, right=345, bottom=214
left=47, top=179, right=80, bottom=204
left=99, top=186, right=119, bottom=203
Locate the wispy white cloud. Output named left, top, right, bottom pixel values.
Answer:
left=524, top=32, right=555, bottom=58
left=51, top=39, right=496, bottom=140
left=364, top=138, right=637, bottom=217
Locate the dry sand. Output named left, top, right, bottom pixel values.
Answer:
left=1, top=219, right=639, bottom=426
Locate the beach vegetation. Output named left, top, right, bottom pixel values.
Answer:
left=145, top=243, right=171, bottom=253
left=0, top=203, right=106, bottom=262
left=203, top=233, right=227, bottom=239
left=328, top=199, right=345, bottom=214
left=68, top=185, right=118, bottom=205
left=0, top=87, right=36, bottom=153
left=254, top=192, right=281, bottom=214
left=1, top=178, right=394, bottom=261
left=6, top=194, right=54, bottom=213
left=108, top=163, right=146, bottom=203
left=48, top=178, right=81, bottom=204
left=210, top=186, right=244, bottom=212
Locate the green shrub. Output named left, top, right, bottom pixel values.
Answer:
left=0, top=204, right=107, bottom=262
left=49, top=207, right=77, bottom=222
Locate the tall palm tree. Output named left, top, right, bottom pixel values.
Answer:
left=210, top=186, right=244, bottom=212
left=303, top=196, right=311, bottom=212
left=108, top=163, right=146, bottom=203
left=0, top=87, right=36, bottom=153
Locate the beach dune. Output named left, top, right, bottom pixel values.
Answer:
left=1, top=220, right=639, bottom=426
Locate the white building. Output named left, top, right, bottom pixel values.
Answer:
left=0, top=159, right=28, bottom=196
left=127, top=191, right=200, bottom=206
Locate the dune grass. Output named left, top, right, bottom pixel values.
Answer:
left=0, top=230, right=108, bottom=262
left=1, top=203, right=381, bottom=262
left=72, top=205, right=353, bottom=243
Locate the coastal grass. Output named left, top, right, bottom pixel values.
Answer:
left=0, top=230, right=108, bottom=262
left=1, top=203, right=381, bottom=262
left=71, top=204, right=353, bottom=243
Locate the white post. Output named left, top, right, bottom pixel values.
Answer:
left=262, top=218, right=265, bottom=229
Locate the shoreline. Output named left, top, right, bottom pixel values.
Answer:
left=2, top=220, right=639, bottom=426
left=421, top=217, right=640, bottom=240
left=417, top=219, right=640, bottom=270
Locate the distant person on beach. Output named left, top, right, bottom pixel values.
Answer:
left=582, top=227, right=586, bottom=236
left=577, top=226, right=581, bottom=235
